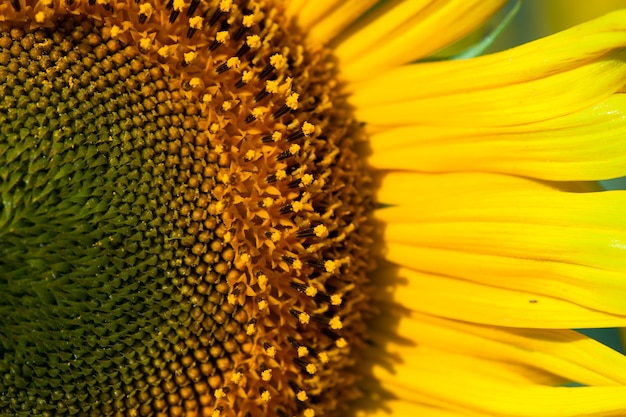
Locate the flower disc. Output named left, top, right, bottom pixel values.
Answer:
left=0, top=1, right=374, bottom=416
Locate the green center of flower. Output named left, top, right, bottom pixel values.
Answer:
left=0, top=1, right=374, bottom=416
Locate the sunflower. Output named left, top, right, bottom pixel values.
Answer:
left=2, top=1, right=626, bottom=416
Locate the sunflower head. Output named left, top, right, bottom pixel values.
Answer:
left=0, top=1, right=375, bottom=416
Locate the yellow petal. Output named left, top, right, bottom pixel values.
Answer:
left=374, top=172, right=626, bottom=321
left=370, top=345, right=626, bottom=417
left=368, top=95, right=626, bottom=181
left=356, top=49, right=626, bottom=127
left=376, top=171, right=626, bottom=233
left=350, top=9, right=626, bottom=102
left=350, top=10, right=626, bottom=126
left=356, top=399, right=479, bottom=417
left=370, top=307, right=626, bottom=386
left=383, top=221, right=626, bottom=273
left=334, top=0, right=506, bottom=82
left=361, top=346, right=561, bottom=415
left=286, top=0, right=339, bottom=28
left=380, top=264, right=626, bottom=328
left=302, top=0, right=379, bottom=46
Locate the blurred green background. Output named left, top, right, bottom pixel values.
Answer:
left=490, top=0, right=626, bottom=50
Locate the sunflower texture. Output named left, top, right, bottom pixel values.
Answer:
left=2, top=1, right=626, bottom=417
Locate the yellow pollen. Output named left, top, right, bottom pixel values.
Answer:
left=203, top=94, right=213, bottom=103
left=292, top=259, right=303, bottom=270
left=216, top=31, right=230, bottom=44
left=297, top=346, right=309, bottom=357
left=302, top=122, right=315, bottom=136
left=265, top=345, right=276, bottom=358
left=189, top=77, right=202, bottom=88
left=298, top=312, right=310, bottom=325
left=261, top=369, right=272, bottom=381
left=222, top=101, right=233, bottom=111
left=270, top=231, right=281, bottom=242
left=324, top=260, right=337, bottom=273
left=214, top=388, right=226, bottom=399
left=305, top=286, right=317, bottom=297
left=260, top=390, right=271, bottom=402
left=227, top=293, right=237, bottom=305
left=227, top=57, right=241, bottom=69
left=212, top=410, right=221, bottom=417
left=266, top=79, right=280, bottom=94
left=304, top=408, right=316, bottom=417
left=258, top=299, right=268, bottom=310
left=110, top=25, right=121, bottom=38
left=139, top=3, right=153, bottom=16
left=270, top=53, right=287, bottom=70
left=292, top=201, right=304, bottom=213
left=246, top=35, right=262, bottom=49
left=252, top=107, right=266, bottom=119
left=189, top=16, right=203, bottom=29
left=231, top=372, right=243, bottom=385
left=286, top=92, right=299, bottom=110
left=245, top=149, right=257, bottom=160
left=271, top=131, right=282, bottom=141
left=246, top=323, right=256, bottom=335
left=139, top=37, right=152, bottom=51
left=184, top=51, right=198, bottom=65
left=242, top=14, right=256, bottom=27
left=314, top=225, right=328, bottom=238
left=173, top=0, right=185, bottom=11
left=329, top=316, right=343, bottom=330
left=289, top=144, right=300, bottom=155
left=262, top=197, right=274, bottom=208
left=318, top=352, right=329, bottom=364
left=34, top=11, right=46, bottom=23
left=219, top=0, right=233, bottom=12
left=242, top=70, right=254, bottom=83
left=275, top=170, right=286, bottom=181
left=331, top=294, right=342, bottom=306
left=305, top=364, right=317, bottom=374
left=296, top=391, right=308, bottom=402
left=300, top=174, right=314, bottom=186
left=336, top=338, right=348, bottom=349
left=257, top=275, right=268, bottom=291
left=157, top=45, right=174, bottom=58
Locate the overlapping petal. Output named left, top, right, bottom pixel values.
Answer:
left=367, top=95, right=626, bottom=181
left=368, top=344, right=626, bottom=416
left=350, top=8, right=626, bottom=101
left=332, top=0, right=506, bottom=82
left=387, top=265, right=626, bottom=328
left=374, top=171, right=626, bottom=327
left=344, top=4, right=626, bottom=416
left=368, top=303, right=626, bottom=386
left=362, top=308, right=626, bottom=415
left=287, top=0, right=378, bottom=45
left=350, top=9, right=626, bottom=129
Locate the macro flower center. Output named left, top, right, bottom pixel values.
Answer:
left=0, top=1, right=374, bottom=417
